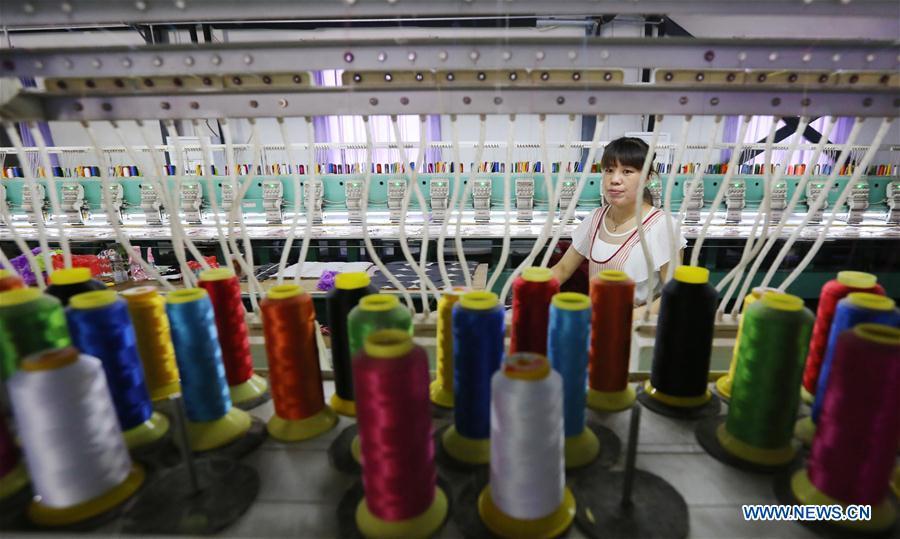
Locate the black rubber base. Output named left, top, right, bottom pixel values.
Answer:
left=572, top=469, right=688, bottom=539
left=328, top=424, right=361, bottom=475
left=773, top=465, right=899, bottom=539
left=695, top=416, right=799, bottom=475
left=123, top=457, right=260, bottom=534
left=431, top=402, right=454, bottom=421
left=196, top=416, right=268, bottom=460
left=710, top=383, right=731, bottom=404
left=0, top=482, right=32, bottom=531
left=232, top=390, right=272, bottom=412
left=129, top=424, right=180, bottom=473
left=433, top=423, right=488, bottom=475
left=636, top=384, right=722, bottom=420
left=567, top=419, right=622, bottom=475
left=336, top=476, right=452, bottom=539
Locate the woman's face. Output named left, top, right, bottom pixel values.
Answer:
left=602, top=160, right=640, bottom=209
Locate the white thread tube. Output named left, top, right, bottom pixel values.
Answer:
left=486, top=115, right=518, bottom=292
left=29, top=122, right=72, bottom=268
left=9, top=351, right=132, bottom=508
left=489, top=355, right=564, bottom=519
left=453, top=115, right=488, bottom=289
left=539, top=115, right=578, bottom=269
left=635, top=115, right=662, bottom=319
left=662, top=116, right=693, bottom=282
left=437, top=115, right=463, bottom=289
left=194, top=119, right=235, bottom=273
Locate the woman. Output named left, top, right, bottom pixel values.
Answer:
left=550, top=137, right=686, bottom=310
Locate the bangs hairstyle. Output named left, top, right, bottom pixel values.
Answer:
left=599, top=137, right=656, bottom=171
left=599, top=137, right=658, bottom=206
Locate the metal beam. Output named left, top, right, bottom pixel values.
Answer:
left=3, top=85, right=896, bottom=121
left=2, top=0, right=897, bottom=28
left=2, top=37, right=898, bottom=79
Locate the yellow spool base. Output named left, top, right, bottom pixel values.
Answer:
left=586, top=386, right=636, bottom=412
left=186, top=407, right=252, bottom=452
left=791, top=469, right=896, bottom=533
left=330, top=394, right=357, bottom=417
left=478, top=485, right=576, bottom=539
left=716, top=423, right=795, bottom=467
left=643, top=381, right=711, bottom=408
left=0, top=462, right=29, bottom=500
left=565, top=428, right=600, bottom=469
left=441, top=425, right=490, bottom=465
left=429, top=381, right=454, bottom=408
left=351, top=434, right=362, bottom=464
left=793, top=416, right=816, bottom=446
left=714, top=375, right=733, bottom=400
left=28, top=465, right=145, bottom=527
left=800, top=385, right=815, bottom=406
left=123, top=411, right=170, bottom=450
left=229, top=373, right=268, bottom=406
left=356, top=486, right=448, bottom=539
left=148, top=379, right=181, bottom=402
left=267, top=406, right=338, bottom=442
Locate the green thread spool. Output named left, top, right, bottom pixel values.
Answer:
left=721, top=291, right=814, bottom=465
left=0, top=288, right=71, bottom=380
left=348, top=294, right=413, bottom=358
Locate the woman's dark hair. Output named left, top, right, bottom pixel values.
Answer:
left=599, top=136, right=656, bottom=205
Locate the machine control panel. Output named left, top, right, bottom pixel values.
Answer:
left=846, top=181, right=869, bottom=225
left=345, top=180, right=364, bottom=223
left=22, top=183, right=48, bottom=224
left=140, top=183, right=164, bottom=225
left=387, top=179, right=407, bottom=223
left=473, top=178, right=492, bottom=223
left=558, top=180, right=576, bottom=222
left=429, top=178, right=450, bottom=222
left=724, top=178, right=746, bottom=224
left=302, top=179, right=324, bottom=224
left=60, top=181, right=87, bottom=225
left=647, top=179, right=662, bottom=208
left=515, top=177, right=534, bottom=222
left=886, top=181, right=900, bottom=225
left=681, top=180, right=704, bottom=224
left=180, top=182, right=203, bottom=224
left=262, top=181, right=284, bottom=224
left=769, top=181, right=788, bottom=224
left=805, top=182, right=832, bottom=224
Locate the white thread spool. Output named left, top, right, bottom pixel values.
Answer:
left=480, top=352, right=575, bottom=537
left=8, top=347, right=142, bottom=524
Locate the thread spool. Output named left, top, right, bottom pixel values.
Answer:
left=0, top=269, right=24, bottom=292
left=696, top=292, right=813, bottom=472
left=165, top=288, right=253, bottom=453
left=326, top=272, right=376, bottom=417
left=478, top=352, right=575, bottom=538
left=66, top=290, right=170, bottom=450
left=350, top=329, right=448, bottom=539
left=45, top=267, right=105, bottom=306
left=715, top=287, right=772, bottom=401
left=197, top=268, right=268, bottom=408
left=640, top=266, right=720, bottom=418
left=800, top=270, right=884, bottom=404
left=348, top=294, right=413, bottom=357
left=8, top=347, right=144, bottom=527
left=795, top=292, right=899, bottom=445
left=441, top=291, right=505, bottom=466
left=0, top=288, right=71, bottom=381
left=510, top=267, right=560, bottom=356
left=0, top=411, right=28, bottom=503
left=778, top=324, right=900, bottom=534
left=430, top=287, right=467, bottom=409
left=260, top=284, right=337, bottom=442
left=587, top=270, right=636, bottom=412
left=548, top=292, right=599, bottom=469
left=121, top=286, right=181, bottom=401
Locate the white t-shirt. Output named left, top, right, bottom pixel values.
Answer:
left=571, top=206, right=687, bottom=304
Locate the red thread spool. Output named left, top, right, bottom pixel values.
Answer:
left=353, top=329, right=447, bottom=535
left=510, top=267, right=560, bottom=356
left=794, top=324, right=900, bottom=533
left=260, top=285, right=337, bottom=442
left=198, top=268, right=267, bottom=406
left=0, top=270, right=24, bottom=292
left=801, top=271, right=884, bottom=402
left=587, top=270, right=636, bottom=412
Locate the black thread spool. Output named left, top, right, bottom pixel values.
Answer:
left=45, top=268, right=105, bottom=306
left=325, top=272, right=376, bottom=417
left=639, top=265, right=721, bottom=419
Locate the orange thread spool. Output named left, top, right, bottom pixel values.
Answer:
left=0, top=270, right=24, bottom=292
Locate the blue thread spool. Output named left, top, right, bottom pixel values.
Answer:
left=165, top=288, right=253, bottom=452
left=799, top=294, right=899, bottom=441
left=548, top=292, right=599, bottom=469
left=442, top=291, right=504, bottom=465
left=67, top=290, right=169, bottom=450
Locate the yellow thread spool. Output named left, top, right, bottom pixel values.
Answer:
left=431, top=287, right=467, bottom=408
left=121, top=286, right=181, bottom=401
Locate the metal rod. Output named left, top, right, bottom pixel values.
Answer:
left=621, top=401, right=641, bottom=508
left=170, top=395, right=200, bottom=495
